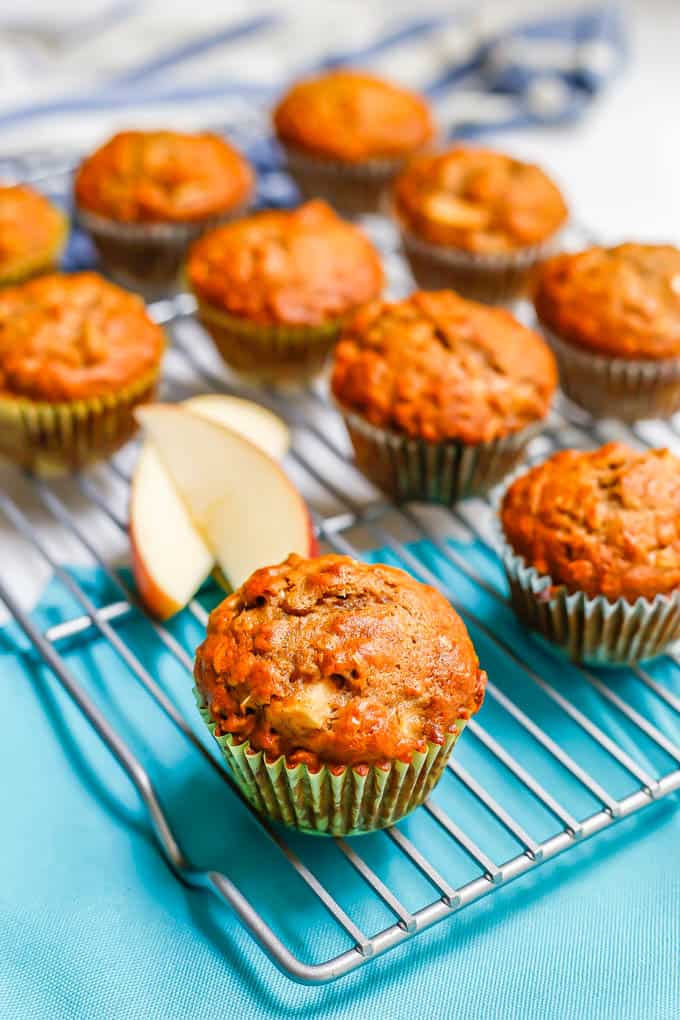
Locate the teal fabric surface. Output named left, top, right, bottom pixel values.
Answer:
left=2, top=541, right=679, bottom=1020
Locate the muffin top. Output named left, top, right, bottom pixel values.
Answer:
left=331, top=290, right=557, bottom=444
left=533, top=244, right=680, bottom=360
left=0, top=272, right=165, bottom=402
left=194, top=553, right=486, bottom=768
left=273, top=69, right=434, bottom=162
left=393, top=146, right=567, bottom=253
left=187, top=200, right=384, bottom=326
left=74, top=130, right=254, bottom=223
left=0, top=185, right=67, bottom=278
left=501, top=443, right=680, bottom=602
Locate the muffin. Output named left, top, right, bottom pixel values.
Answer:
left=74, top=130, right=254, bottom=299
left=533, top=244, right=680, bottom=421
left=0, top=185, right=68, bottom=286
left=500, top=443, right=680, bottom=664
left=187, top=200, right=384, bottom=381
left=0, top=272, right=165, bottom=474
left=331, top=290, right=557, bottom=503
left=194, top=553, right=487, bottom=835
left=273, top=69, right=434, bottom=217
left=391, top=147, right=568, bottom=302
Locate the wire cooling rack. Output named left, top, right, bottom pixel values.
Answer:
left=2, top=134, right=680, bottom=985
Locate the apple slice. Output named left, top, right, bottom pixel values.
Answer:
left=130, top=442, right=214, bottom=620
left=130, top=395, right=291, bottom=619
left=135, top=404, right=315, bottom=593
left=181, top=394, right=290, bottom=461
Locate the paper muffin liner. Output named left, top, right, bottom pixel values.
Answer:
left=395, top=224, right=563, bottom=304
left=338, top=403, right=543, bottom=504
left=0, top=366, right=160, bottom=475
left=280, top=142, right=409, bottom=219
left=194, top=296, right=343, bottom=382
left=195, top=688, right=465, bottom=836
left=0, top=209, right=69, bottom=287
left=542, top=324, right=680, bottom=422
left=76, top=203, right=249, bottom=300
left=494, top=471, right=680, bottom=665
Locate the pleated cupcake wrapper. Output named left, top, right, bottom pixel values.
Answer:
left=0, top=210, right=69, bottom=287
left=395, top=215, right=563, bottom=303
left=196, top=689, right=465, bottom=836
left=492, top=470, right=680, bottom=665
left=280, top=142, right=408, bottom=218
left=0, top=367, right=160, bottom=475
left=339, top=403, right=542, bottom=504
left=76, top=203, right=250, bottom=300
left=194, top=296, right=343, bottom=382
left=542, top=325, right=680, bottom=422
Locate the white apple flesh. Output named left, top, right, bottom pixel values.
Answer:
left=134, top=403, right=315, bottom=603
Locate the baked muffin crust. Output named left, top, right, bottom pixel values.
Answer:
left=501, top=443, right=680, bottom=602
left=331, top=290, right=557, bottom=444
left=187, top=200, right=384, bottom=326
left=195, top=554, right=486, bottom=768
left=74, top=130, right=253, bottom=223
left=393, top=147, right=567, bottom=253
left=0, top=185, right=66, bottom=280
left=533, top=244, right=680, bottom=360
left=273, top=69, right=434, bottom=162
left=0, top=272, right=165, bottom=401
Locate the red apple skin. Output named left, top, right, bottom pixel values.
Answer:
left=307, top=511, right=320, bottom=557
left=130, top=522, right=184, bottom=621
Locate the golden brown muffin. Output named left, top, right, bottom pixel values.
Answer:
left=0, top=272, right=164, bottom=472
left=187, top=200, right=384, bottom=326
left=0, top=272, right=164, bottom=401
left=273, top=69, right=434, bottom=163
left=195, top=553, right=486, bottom=768
left=74, top=130, right=254, bottom=223
left=0, top=185, right=68, bottom=285
left=332, top=290, right=557, bottom=444
left=533, top=244, right=680, bottom=360
left=393, top=146, right=567, bottom=254
left=501, top=443, right=680, bottom=602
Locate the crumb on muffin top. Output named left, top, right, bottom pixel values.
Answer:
left=533, top=244, right=680, bottom=360
left=194, top=553, right=486, bottom=768
left=0, top=185, right=67, bottom=278
left=273, top=69, right=434, bottom=162
left=501, top=443, right=680, bottom=602
left=392, top=146, right=567, bottom=253
left=187, top=200, right=384, bottom=327
left=74, top=130, right=254, bottom=223
left=331, top=290, right=557, bottom=444
left=0, top=272, right=165, bottom=402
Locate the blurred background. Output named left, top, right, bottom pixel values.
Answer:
left=0, top=0, right=677, bottom=239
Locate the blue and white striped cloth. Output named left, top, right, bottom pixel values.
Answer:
left=0, top=2, right=625, bottom=156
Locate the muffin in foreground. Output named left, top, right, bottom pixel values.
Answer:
left=391, top=147, right=567, bottom=302
left=500, top=443, right=680, bottom=664
left=0, top=272, right=165, bottom=474
left=194, top=554, right=486, bottom=835
left=187, top=200, right=384, bottom=381
left=533, top=244, right=680, bottom=421
left=74, top=130, right=254, bottom=298
left=331, top=290, right=557, bottom=503
left=273, top=69, right=434, bottom=217
left=0, top=185, right=68, bottom=286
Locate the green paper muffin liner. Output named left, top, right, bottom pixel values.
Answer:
left=0, top=366, right=160, bottom=475
left=76, top=203, right=250, bottom=301
left=494, top=470, right=680, bottom=665
left=281, top=142, right=408, bottom=219
left=338, top=403, right=543, bottom=505
left=194, top=296, right=344, bottom=382
left=195, top=688, right=466, bottom=836
left=542, top=325, right=680, bottom=422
